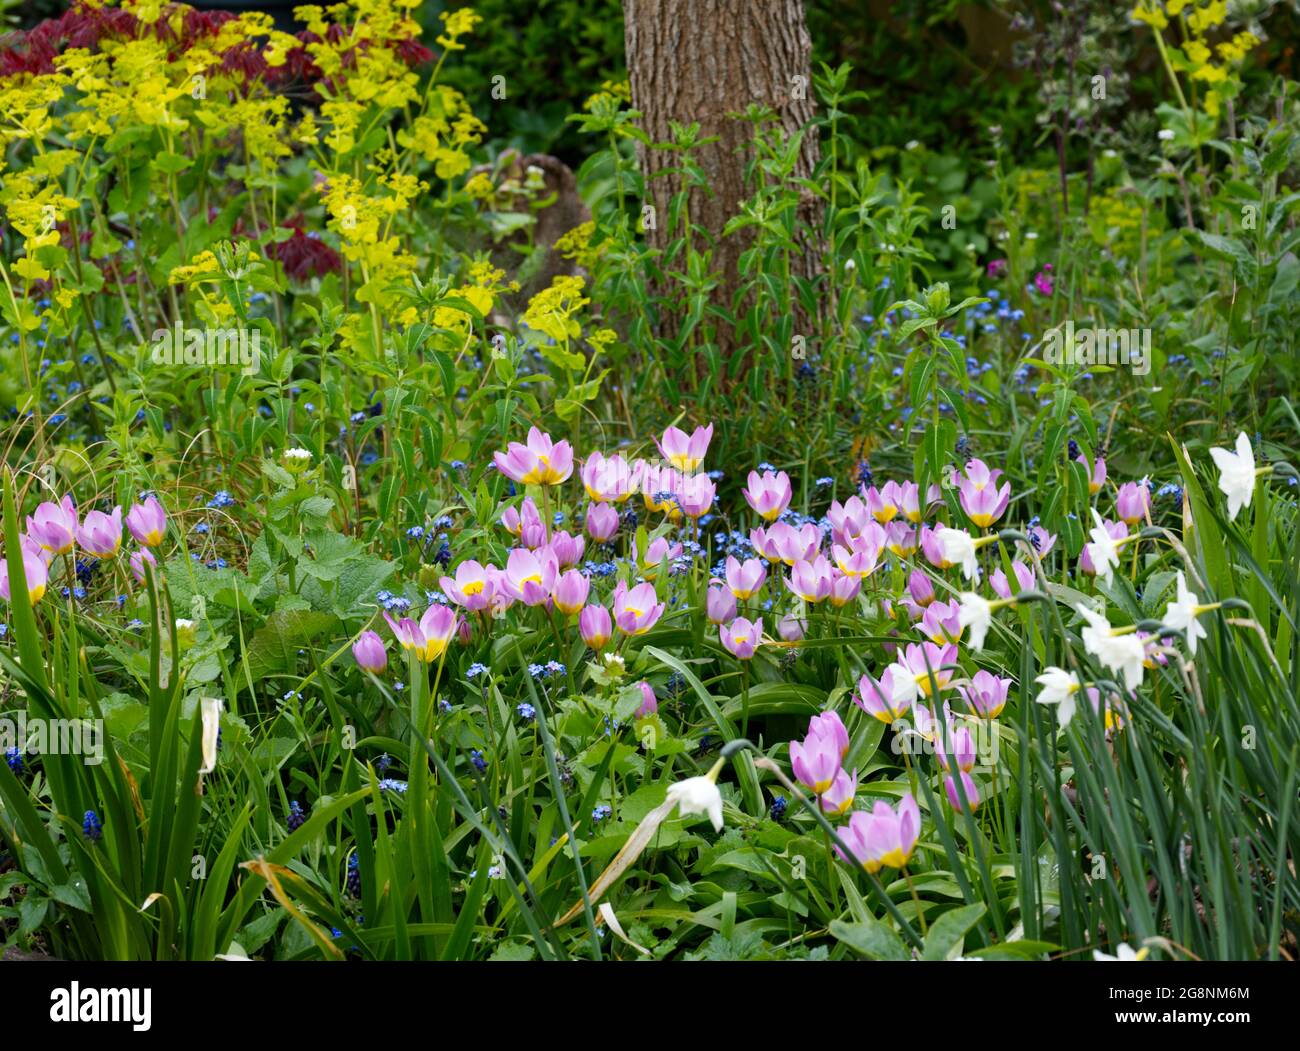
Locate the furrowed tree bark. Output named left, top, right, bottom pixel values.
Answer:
left=623, top=0, right=824, bottom=374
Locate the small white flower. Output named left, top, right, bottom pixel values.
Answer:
left=1075, top=603, right=1145, bottom=690
left=957, top=592, right=993, bottom=651
left=1208, top=430, right=1255, bottom=522
left=283, top=447, right=312, bottom=461
left=1085, top=508, right=1121, bottom=587
left=1094, top=943, right=1146, bottom=961
left=1162, top=570, right=1207, bottom=655
left=666, top=775, right=723, bottom=832
left=1035, top=666, right=1082, bottom=727
left=937, top=526, right=981, bottom=581
left=1157, top=128, right=1175, bottom=141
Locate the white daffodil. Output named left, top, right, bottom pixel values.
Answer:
left=667, top=769, right=724, bottom=832
left=1075, top=603, right=1146, bottom=691
left=957, top=592, right=993, bottom=651
left=937, top=526, right=980, bottom=581
left=1208, top=430, right=1255, bottom=522
left=199, top=696, right=222, bottom=775
left=1162, top=570, right=1208, bottom=655
left=1035, top=666, right=1082, bottom=727
left=1094, top=943, right=1148, bottom=961
left=1085, top=508, right=1121, bottom=587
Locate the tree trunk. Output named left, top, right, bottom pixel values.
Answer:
left=623, top=0, right=824, bottom=368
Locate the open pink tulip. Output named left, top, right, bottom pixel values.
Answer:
left=612, top=580, right=665, bottom=635
left=836, top=794, right=920, bottom=872
left=493, top=426, right=574, bottom=485
left=657, top=423, right=713, bottom=472
left=720, top=616, right=762, bottom=659
left=864, top=481, right=903, bottom=523
left=383, top=604, right=458, bottom=663
left=958, top=458, right=1011, bottom=528
left=855, top=667, right=915, bottom=723
left=503, top=547, right=559, bottom=606
left=785, top=555, right=834, bottom=604
left=441, top=560, right=495, bottom=612
left=743, top=469, right=792, bottom=522
left=959, top=669, right=1012, bottom=718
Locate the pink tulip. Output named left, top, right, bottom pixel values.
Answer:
left=770, top=521, right=821, bottom=565
left=579, top=604, right=612, bottom=649
left=1078, top=454, right=1106, bottom=495
left=634, top=535, right=682, bottom=575
left=657, top=423, right=713, bottom=472
left=383, top=604, right=458, bottom=663
left=125, top=495, right=167, bottom=547
left=129, top=547, right=158, bottom=584
left=635, top=681, right=658, bottom=718
left=749, top=525, right=782, bottom=563
left=828, top=495, right=872, bottom=546
left=944, top=771, right=980, bottom=811
left=898, top=641, right=959, bottom=697
left=581, top=451, right=638, bottom=503
left=743, top=469, right=792, bottom=522
left=786, top=555, right=834, bottom=604
left=908, top=568, right=935, bottom=608
left=549, top=530, right=585, bottom=568
left=808, top=711, right=849, bottom=758
left=720, top=616, right=762, bottom=659
left=917, top=525, right=945, bottom=570
left=705, top=584, right=737, bottom=624
left=493, top=426, right=573, bottom=485
left=501, top=497, right=543, bottom=543
left=441, top=560, right=495, bottom=612
left=790, top=731, right=841, bottom=794
left=990, top=560, right=1034, bottom=600
left=920, top=599, right=963, bottom=643
left=725, top=556, right=766, bottom=600
left=837, top=794, right=920, bottom=872
left=778, top=612, right=806, bottom=640
left=585, top=502, right=620, bottom=543
left=828, top=571, right=861, bottom=608
left=612, top=580, right=665, bottom=635
left=486, top=566, right=516, bottom=614
left=958, top=459, right=1011, bottom=528
left=27, top=495, right=79, bottom=554
left=855, top=668, right=915, bottom=723
left=959, top=670, right=1012, bottom=718
left=552, top=568, right=590, bottom=614
left=934, top=720, right=977, bottom=772
left=675, top=472, right=715, bottom=518
left=353, top=630, right=388, bottom=673
left=884, top=520, right=918, bottom=556
left=1025, top=522, right=1057, bottom=557
left=1116, top=481, right=1151, bottom=526
left=864, top=481, right=902, bottom=524
left=77, top=507, right=124, bottom=558
left=819, top=768, right=858, bottom=816
left=831, top=528, right=884, bottom=578
left=0, top=543, right=49, bottom=605
left=502, top=547, right=559, bottom=606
